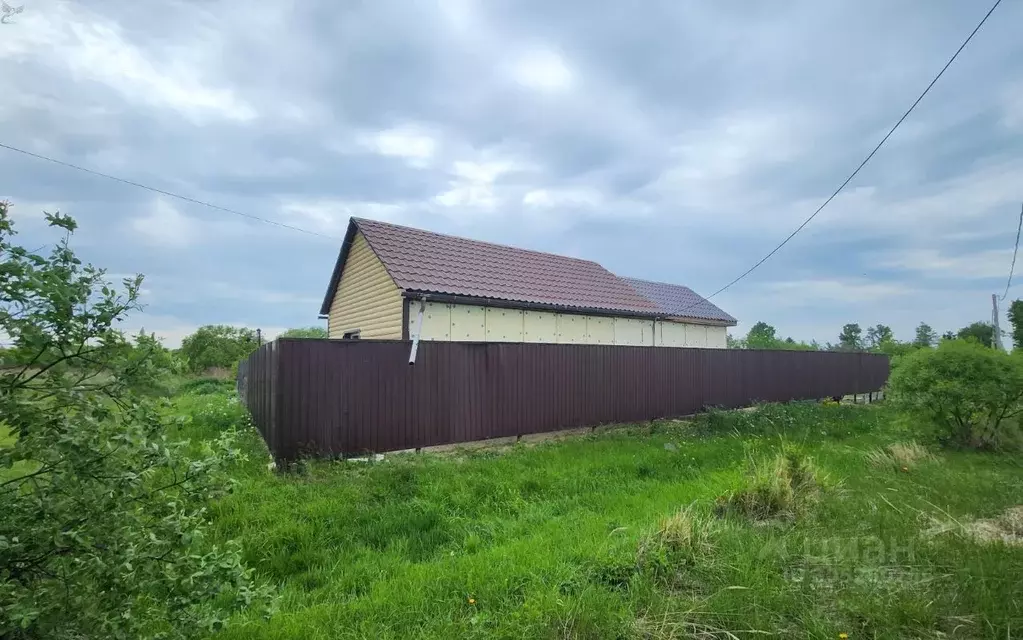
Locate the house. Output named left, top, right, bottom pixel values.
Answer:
left=318, top=218, right=737, bottom=347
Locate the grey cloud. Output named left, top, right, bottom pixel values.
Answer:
left=3, top=0, right=1022, bottom=345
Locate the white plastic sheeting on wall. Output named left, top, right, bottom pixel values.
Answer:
left=409, top=302, right=729, bottom=348
left=614, top=317, right=652, bottom=346
left=523, top=310, right=557, bottom=342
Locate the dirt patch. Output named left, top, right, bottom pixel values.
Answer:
left=926, top=506, right=1023, bottom=546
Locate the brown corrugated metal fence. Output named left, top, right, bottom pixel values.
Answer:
left=240, top=339, right=889, bottom=460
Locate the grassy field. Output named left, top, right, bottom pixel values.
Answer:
left=0, top=425, right=36, bottom=484
left=173, top=392, right=1023, bottom=639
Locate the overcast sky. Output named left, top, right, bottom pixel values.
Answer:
left=2, top=0, right=1021, bottom=346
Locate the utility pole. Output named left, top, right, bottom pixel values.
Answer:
left=256, top=328, right=262, bottom=346
left=998, top=201, right=1023, bottom=351
left=992, top=294, right=1004, bottom=351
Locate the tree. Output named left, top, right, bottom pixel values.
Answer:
left=838, top=323, right=863, bottom=351
left=779, top=337, right=817, bottom=351
left=180, top=324, right=258, bottom=373
left=1008, top=300, right=1023, bottom=350
left=279, top=326, right=328, bottom=339
left=865, top=324, right=894, bottom=350
left=956, top=322, right=995, bottom=348
left=889, top=339, right=1023, bottom=448
left=124, top=329, right=185, bottom=395
left=0, top=203, right=272, bottom=638
left=913, top=322, right=937, bottom=348
left=745, top=321, right=778, bottom=349
left=729, top=322, right=818, bottom=350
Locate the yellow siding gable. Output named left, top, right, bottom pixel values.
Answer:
left=328, top=231, right=403, bottom=339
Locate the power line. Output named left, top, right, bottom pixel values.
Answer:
left=0, top=0, right=1005, bottom=316
left=0, top=142, right=339, bottom=241
left=999, top=202, right=1023, bottom=301
left=688, top=0, right=1003, bottom=312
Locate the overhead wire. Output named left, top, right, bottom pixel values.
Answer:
left=0, top=142, right=340, bottom=241
left=0, top=0, right=1007, bottom=318
left=999, top=202, right=1023, bottom=301
left=672, top=0, right=1004, bottom=315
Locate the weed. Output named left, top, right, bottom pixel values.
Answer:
left=585, top=552, right=636, bottom=591
left=694, top=401, right=880, bottom=440
left=636, top=504, right=717, bottom=585
left=714, top=450, right=824, bottom=522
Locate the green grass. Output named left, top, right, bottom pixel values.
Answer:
left=0, top=425, right=14, bottom=449
left=174, top=396, right=1023, bottom=639
left=0, top=423, right=37, bottom=483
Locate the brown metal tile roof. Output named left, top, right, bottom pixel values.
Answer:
left=622, top=277, right=737, bottom=326
left=319, top=217, right=662, bottom=316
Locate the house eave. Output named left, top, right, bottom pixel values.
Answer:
left=317, top=219, right=360, bottom=317
left=664, top=315, right=738, bottom=328
left=401, top=290, right=666, bottom=320
left=400, top=291, right=738, bottom=326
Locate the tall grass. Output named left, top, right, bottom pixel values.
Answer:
left=173, top=395, right=1023, bottom=639
left=865, top=441, right=935, bottom=471
left=714, top=450, right=825, bottom=522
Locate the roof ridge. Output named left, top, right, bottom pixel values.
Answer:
left=353, top=217, right=606, bottom=269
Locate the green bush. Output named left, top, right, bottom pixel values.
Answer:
left=888, top=340, right=1023, bottom=449
left=180, top=325, right=258, bottom=374
left=278, top=327, right=328, bottom=339
left=0, top=204, right=272, bottom=639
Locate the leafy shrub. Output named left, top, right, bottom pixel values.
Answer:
left=715, top=450, right=823, bottom=521
left=121, top=331, right=187, bottom=397
left=888, top=340, right=1023, bottom=449
left=180, top=325, right=258, bottom=374
left=0, top=204, right=272, bottom=639
left=278, top=327, right=328, bottom=339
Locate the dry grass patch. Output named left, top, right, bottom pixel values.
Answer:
left=636, top=505, right=718, bottom=585
left=865, top=441, right=935, bottom=471
left=926, top=506, right=1023, bottom=547
left=632, top=613, right=752, bottom=639
left=714, top=451, right=824, bottom=522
